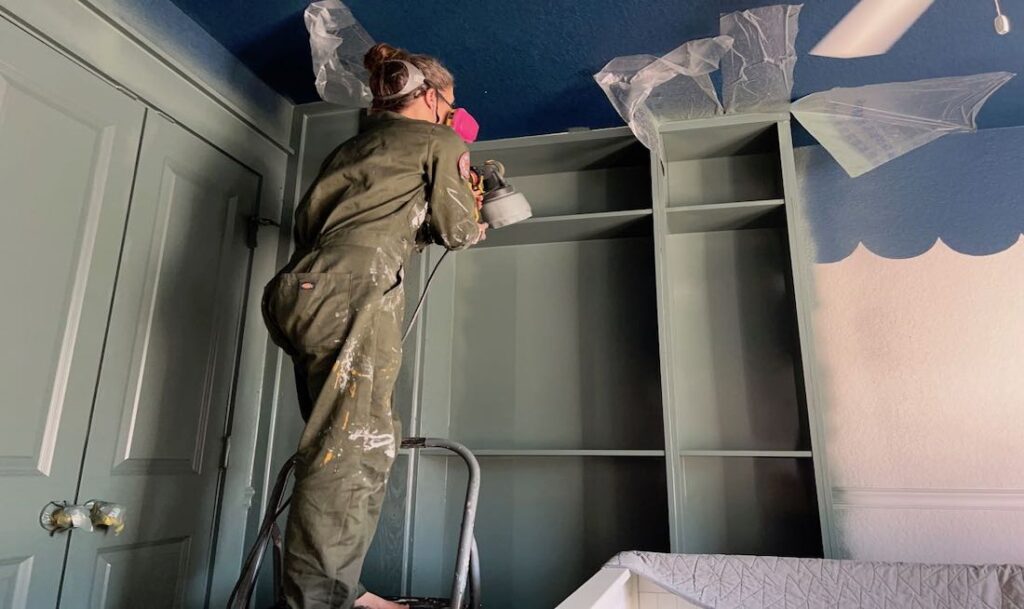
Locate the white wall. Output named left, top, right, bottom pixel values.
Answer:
left=811, top=239, right=1024, bottom=562
left=796, top=132, right=1024, bottom=563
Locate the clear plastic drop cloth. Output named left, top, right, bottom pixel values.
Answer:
left=792, top=72, right=1015, bottom=177
left=595, top=36, right=734, bottom=150
left=594, top=54, right=659, bottom=139
left=305, top=0, right=375, bottom=107
left=720, top=4, right=802, bottom=114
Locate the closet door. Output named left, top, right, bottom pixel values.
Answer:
left=58, top=114, right=259, bottom=609
left=0, top=16, right=145, bottom=609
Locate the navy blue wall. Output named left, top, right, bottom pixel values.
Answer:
left=168, top=0, right=1024, bottom=140
left=797, top=126, right=1024, bottom=263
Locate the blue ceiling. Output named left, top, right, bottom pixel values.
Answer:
left=167, top=0, right=1023, bottom=140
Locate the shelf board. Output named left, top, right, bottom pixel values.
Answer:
left=678, top=450, right=813, bottom=459
left=478, top=209, right=652, bottom=248
left=660, top=113, right=785, bottom=161
left=666, top=199, right=785, bottom=234
left=472, top=127, right=648, bottom=176
left=660, top=112, right=789, bottom=134
left=406, top=449, right=666, bottom=458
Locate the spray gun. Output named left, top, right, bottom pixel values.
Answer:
left=471, top=160, right=533, bottom=229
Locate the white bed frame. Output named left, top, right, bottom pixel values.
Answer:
left=555, top=568, right=701, bottom=609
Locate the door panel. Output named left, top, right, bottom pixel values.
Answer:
left=90, top=539, right=189, bottom=608
left=59, top=114, right=259, bottom=609
left=0, top=16, right=145, bottom=609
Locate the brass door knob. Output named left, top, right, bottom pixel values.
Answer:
left=39, top=500, right=127, bottom=535
left=84, top=500, right=127, bottom=534
left=40, top=501, right=92, bottom=535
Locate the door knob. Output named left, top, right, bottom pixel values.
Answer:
left=84, top=500, right=127, bottom=534
left=40, top=501, right=92, bottom=535
left=39, top=500, right=127, bottom=535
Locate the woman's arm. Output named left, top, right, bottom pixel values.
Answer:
left=426, top=127, right=486, bottom=250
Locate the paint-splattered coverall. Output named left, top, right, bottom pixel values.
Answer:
left=261, top=111, right=481, bottom=609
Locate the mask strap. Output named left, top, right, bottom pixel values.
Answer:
left=374, top=60, right=427, bottom=101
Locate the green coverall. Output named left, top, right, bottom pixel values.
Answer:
left=262, top=111, right=481, bottom=609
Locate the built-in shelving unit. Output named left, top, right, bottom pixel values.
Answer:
left=651, top=112, right=825, bottom=561
left=403, top=128, right=668, bottom=609
left=285, top=110, right=833, bottom=608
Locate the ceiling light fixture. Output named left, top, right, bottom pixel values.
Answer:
left=993, top=0, right=1012, bottom=34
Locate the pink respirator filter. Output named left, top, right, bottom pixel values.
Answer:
left=449, top=109, right=480, bottom=143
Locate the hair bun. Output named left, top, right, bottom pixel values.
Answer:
left=364, top=43, right=407, bottom=73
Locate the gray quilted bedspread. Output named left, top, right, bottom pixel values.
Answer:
left=606, top=552, right=1024, bottom=609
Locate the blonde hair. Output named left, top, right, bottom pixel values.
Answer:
left=364, top=43, right=454, bottom=111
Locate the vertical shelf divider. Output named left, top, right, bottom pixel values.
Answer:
left=776, top=118, right=837, bottom=558
left=650, top=147, right=684, bottom=552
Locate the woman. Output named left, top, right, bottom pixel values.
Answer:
left=262, top=43, right=486, bottom=609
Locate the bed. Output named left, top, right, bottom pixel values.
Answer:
left=556, top=552, right=1024, bottom=609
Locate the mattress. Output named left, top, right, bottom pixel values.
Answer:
left=606, top=552, right=1024, bottom=609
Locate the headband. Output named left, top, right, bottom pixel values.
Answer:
left=374, top=60, right=428, bottom=101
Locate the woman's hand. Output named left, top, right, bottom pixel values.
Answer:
left=476, top=222, right=489, bottom=243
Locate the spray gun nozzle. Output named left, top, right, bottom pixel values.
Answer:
left=472, top=160, right=533, bottom=229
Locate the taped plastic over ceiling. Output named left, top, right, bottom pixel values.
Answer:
left=720, top=4, right=803, bottom=114
left=305, top=0, right=375, bottom=107
left=792, top=72, right=1015, bottom=177
left=594, top=36, right=734, bottom=149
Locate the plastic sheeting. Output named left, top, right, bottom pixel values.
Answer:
left=305, top=0, right=375, bottom=107
left=792, top=72, right=1015, bottom=177
left=594, top=36, right=734, bottom=150
left=720, top=4, right=802, bottom=114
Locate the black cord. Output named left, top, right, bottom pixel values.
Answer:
left=402, top=249, right=451, bottom=344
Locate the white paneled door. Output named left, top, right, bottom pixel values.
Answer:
left=0, top=16, right=262, bottom=608
left=59, top=114, right=259, bottom=609
left=0, top=16, right=145, bottom=609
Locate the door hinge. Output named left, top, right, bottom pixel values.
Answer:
left=219, top=436, right=232, bottom=471
left=247, top=215, right=281, bottom=249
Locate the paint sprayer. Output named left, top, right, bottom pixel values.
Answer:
left=472, top=160, right=533, bottom=229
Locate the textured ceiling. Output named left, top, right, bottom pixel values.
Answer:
left=167, top=0, right=1023, bottom=140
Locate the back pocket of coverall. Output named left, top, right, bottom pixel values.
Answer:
left=265, top=273, right=353, bottom=353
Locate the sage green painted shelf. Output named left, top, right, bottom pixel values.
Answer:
left=666, top=199, right=784, bottom=234
left=409, top=449, right=666, bottom=457
left=652, top=113, right=830, bottom=559
left=477, top=209, right=652, bottom=248
left=435, top=455, right=669, bottom=609
left=472, top=126, right=647, bottom=176
left=660, top=113, right=787, bottom=161
left=679, top=450, right=813, bottom=458
left=676, top=455, right=821, bottom=558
